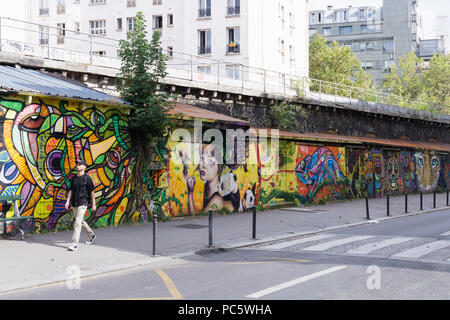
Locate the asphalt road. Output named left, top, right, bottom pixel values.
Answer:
left=1, top=209, right=449, bottom=301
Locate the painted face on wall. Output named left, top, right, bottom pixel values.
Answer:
left=199, top=144, right=220, bottom=183
left=386, top=156, right=399, bottom=191
left=415, top=151, right=441, bottom=192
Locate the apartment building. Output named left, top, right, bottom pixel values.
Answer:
left=24, top=0, right=309, bottom=80
left=309, top=0, right=422, bottom=86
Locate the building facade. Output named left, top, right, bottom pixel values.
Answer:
left=23, top=0, right=309, bottom=79
left=309, top=0, right=422, bottom=86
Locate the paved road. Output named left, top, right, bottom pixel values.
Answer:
left=1, top=209, right=449, bottom=300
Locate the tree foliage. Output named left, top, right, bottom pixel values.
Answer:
left=116, top=11, right=173, bottom=139
left=383, top=52, right=450, bottom=112
left=309, top=34, right=374, bottom=91
left=116, top=11, right=174, bottom=214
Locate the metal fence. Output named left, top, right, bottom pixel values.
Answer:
left=0, top=16, right=448, bottom=117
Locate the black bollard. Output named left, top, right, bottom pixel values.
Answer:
left=420, top=192, right=423, bottom=211
left=252, top=206, right=256, bottom=240
left=152, top=212, right=157, bottom=256
left=433, top=191, right=436, bottom=208
left=365, top=196, right=370, bottom=220
left=208, top=209, right=213, bottom=247
left=386, top=194, right=390, bottom=216
left=447, top=189, right=449, bottom=206
left=404, top=192, right=408, bottom=213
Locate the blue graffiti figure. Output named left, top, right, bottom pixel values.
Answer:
left=295, top=147, right=345, bottom=198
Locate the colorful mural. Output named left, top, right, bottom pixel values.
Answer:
left=0, top=94, right=449, bottom=226
left=0, top=97, right=135, bottom=229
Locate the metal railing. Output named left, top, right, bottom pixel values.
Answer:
left=0, top=16, right=448, bottom=117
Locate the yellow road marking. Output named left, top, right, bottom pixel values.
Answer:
left=154, top=269, right=183, bottom=299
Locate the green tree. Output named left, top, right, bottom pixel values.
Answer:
left=309, top=34, right=374, bottom=95
left=116, top=11, right=174, bottom=214
left=383, top=52, right=449, bottom=113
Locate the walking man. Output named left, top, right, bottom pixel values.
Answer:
left=65, top=160, right=97, bottom=251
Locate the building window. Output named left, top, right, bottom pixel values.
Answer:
left=39, top=0, right=49, bottom=15
left=117, top=18, right=123, bottom=30
left=227, top=0, right=240, bottom=15
left=361, top=61, right=374, bottom=70
left=226, top=64, right=241, bottom=80
left=198, top=30, right=211, bottom=54
left=359, top=9, right=366, bottom=20
left=92, top=50, right=106, bottom=57
left=153, top=16, right=163, bottom=29
left=198, top=65, right=211, bottom=74
left=323, top=27, right=332, bottom=36
left=199, top=0, right=211, bottom=17
left=339, top=26, right=352, bottom=35
left=57, top=23, right=65, bottom=44
left=317, top=12, right=322, bottom=23
left=153, top=0, right=162, bottom=4
left=127, top=17, right=135, bottom=32
left=74, top=22, right=80, bottom=34
left=167, top=46, right=174, bottom=58
left=383, top=40, right=394, bottom=53
left=310, top=13, right=316, bottom=24
left=57, top=0, right=65, bottom=14
left=90, top=0, right=106, bottom=4
left=309, top=28, right=316, bottom=37
left=39, top=25, right=49, bottom=45
left=226, top=27, right=240, bottom=53
left=127, top=0, right=136, bottom=7
left=89, top=20, right=106, bottom=35
left=167, top=14, right=174, bottom=26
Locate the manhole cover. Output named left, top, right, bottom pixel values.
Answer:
left=175, top=224, right=208, bottom=229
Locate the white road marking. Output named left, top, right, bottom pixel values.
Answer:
left=302, top=235, right=375, bottom=252
left=246, top=265, right=347, bottom=299
left=260, top=234, right=336, bottom=250
left=346, top=237, right=414, bottom=255
left=440, top=230, right=450, bottom=236
left=392, top=240, right=450, bottom=259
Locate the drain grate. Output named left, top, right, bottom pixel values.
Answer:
left=175, top=224, right=208, bottom=229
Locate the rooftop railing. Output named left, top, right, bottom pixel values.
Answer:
left=0, top=16, right=448, bottom=117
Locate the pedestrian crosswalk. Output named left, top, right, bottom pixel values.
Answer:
left=254, top=232, right=450, bottom=263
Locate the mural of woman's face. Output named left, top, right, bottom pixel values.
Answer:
left=199, top=144, right=220, bottom=182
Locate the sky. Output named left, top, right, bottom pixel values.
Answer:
left=310, top=0, right=450, bottom=50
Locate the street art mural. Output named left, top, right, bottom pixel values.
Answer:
left=0, top=96, right=135, bottom=229
left=365, top=149, right=384, bottom=198
left=0, top=94, right=449, bottom=226
left=414, top=151, right=441, bottom=193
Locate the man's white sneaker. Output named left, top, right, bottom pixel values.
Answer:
left=68, top=244, right=78, bottom=251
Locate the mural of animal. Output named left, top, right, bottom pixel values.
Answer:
left=242, top=184, right=256, bottom=211
left=219, top=172, right=242, bottom=212
left=295, top=147, right=345, bottom=197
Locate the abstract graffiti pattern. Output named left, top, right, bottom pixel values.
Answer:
left=0, top=97, right=134, bottom=229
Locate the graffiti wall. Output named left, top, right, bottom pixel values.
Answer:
left=0, top=94, right=449, bottom=225
left=0, top=96, right=138, bottom=229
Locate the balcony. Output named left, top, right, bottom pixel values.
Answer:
left=226, top=43, right=240, bottom=54
left=198, top=46, right=211, bottom=55
left=198, top=8, right=211, bottom=18
left=39, top=8, right=49, bottom=15
left=226, top=6, right=240, bottom=15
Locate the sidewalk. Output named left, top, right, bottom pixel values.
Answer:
left=0, top=192, right=448, bottom=294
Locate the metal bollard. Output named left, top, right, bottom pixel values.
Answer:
left=152, top=212, right=157, bottom=256
left=404, top=192, right=408, bottom=213
left=420, top=192, right=423, bottom=211
left=365, top=196, right=370, bottom=220
left=386, top=194, right=390, bottom=216
left=208, top=209, right=213, bottom=247
left=447, top=189, right=449, bottom=206
left=252, top=206, right=256, bottom=240
left=433, top=191, right=436, bottom=208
